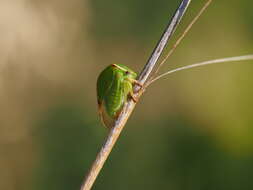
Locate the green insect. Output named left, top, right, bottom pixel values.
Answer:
left=96, top=64, right=141, bottom=128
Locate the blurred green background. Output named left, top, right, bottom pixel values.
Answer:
left=1, top=0, right=253, bottom=189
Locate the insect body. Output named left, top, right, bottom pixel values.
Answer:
left=96, top=64, right=139, bottom=128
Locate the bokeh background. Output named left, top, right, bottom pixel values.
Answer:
left=1, top=0, right=253, bottom=189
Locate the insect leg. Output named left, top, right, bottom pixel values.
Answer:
left=123, top=79, right=139, bottom=103
left=126, top=78, right=143, bottom=87
left=133, top=80, right=143, bottom=87
left=129, top=91, right=138, bottom=103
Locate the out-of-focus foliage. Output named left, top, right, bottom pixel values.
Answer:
left=90, top=0, right=178, bottom=41
left=1, top=0, right=253, bottom=190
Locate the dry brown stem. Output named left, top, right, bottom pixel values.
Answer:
left=80, top=0, right=192, bottom=189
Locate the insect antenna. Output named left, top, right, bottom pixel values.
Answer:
left=152, top=0, right=213, bottom=78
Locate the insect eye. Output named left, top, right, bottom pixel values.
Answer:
left=125, top=71, right=130, bottom=75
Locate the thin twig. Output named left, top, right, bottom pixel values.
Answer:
left=153, top=0, right=213, bottom=77
left=137, top=0, right=192, bottom=87
left=147, top=54, right=253, bottom=85
left=80, top=0, right=192, bottom=189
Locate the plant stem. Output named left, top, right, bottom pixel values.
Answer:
left=80, top=0, right=191, bottom=189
